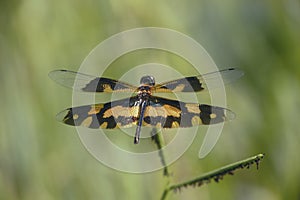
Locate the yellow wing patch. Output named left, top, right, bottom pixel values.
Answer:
left=185, top=103, right=201, bottom=114
left=88, top=104, right=104, bottom=115
left=144, top=104, right=181, bottom=118
left=103, top=105, right=139, bottom=118
left=81, top=116, right=93, bottom=127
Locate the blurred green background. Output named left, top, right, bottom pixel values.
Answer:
left=1, top=0, right=300, bottom=199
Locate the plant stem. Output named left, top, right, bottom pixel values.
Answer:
left=151, top=128, right=170, bottom=176
left=160, top=153, right=264, bottom=200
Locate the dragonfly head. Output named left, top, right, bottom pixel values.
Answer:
left=140, top=75, right=155, bottom=86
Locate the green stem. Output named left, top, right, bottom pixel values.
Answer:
left=160, top=153, right=264, bottom=200
left=151, top=128, right=170, bottom=176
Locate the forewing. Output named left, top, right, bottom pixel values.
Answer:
left=56, top=96, right=140, bottom=129
left=153, top=68, right=244, bottom=93
left=49, top=70, right=137, bottom=92
left=143, top=96, right=235, bottom=128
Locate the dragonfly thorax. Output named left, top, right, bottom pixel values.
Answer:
left=137, top=85, right=152, bottom=100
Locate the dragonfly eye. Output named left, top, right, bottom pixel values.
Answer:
left=140, top=76, right=155, bottom=86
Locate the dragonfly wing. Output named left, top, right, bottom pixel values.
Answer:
left=56, top=96, right=140, bottom=129
left=153, top=68, right=244, bottom=92
left=143, top=96, right=235, bottom=128
left=49, top=70, right=137, bottom=92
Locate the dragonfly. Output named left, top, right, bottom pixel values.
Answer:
left=49, top=68, right=243, bottom=144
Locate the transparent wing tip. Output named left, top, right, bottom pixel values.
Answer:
left=55, top=108, right=70, bottom=122
left=48, top=69, right=78, bottom=89
left=224, top=108, right=236, bottom=121
left=48, top=69, right=66, bottom=80
left=222, top=68, right=245, bottom=83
